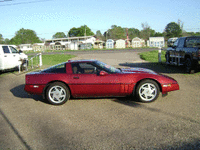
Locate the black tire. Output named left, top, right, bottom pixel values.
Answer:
left=165, top=52, right=171, bottom=64
left=21, top=60, right=28, bottom=71
left=185, top=58, right=194, bottom=74
left=46, top=82, right=70, bottom=105
left=136, top=80, right=160, bottom=103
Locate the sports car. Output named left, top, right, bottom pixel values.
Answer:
left=24, top=59, right=179, bottom=105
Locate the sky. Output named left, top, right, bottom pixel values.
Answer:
left=0, top=0, right=199, bottom=40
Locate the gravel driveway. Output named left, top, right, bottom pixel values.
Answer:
left=0, top=50, right=199, bottom=150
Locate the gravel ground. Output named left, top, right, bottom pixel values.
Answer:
left=0, top=50, right=199, bottom=150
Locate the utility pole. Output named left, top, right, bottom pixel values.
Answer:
left=85, top=25, right=86, bottom=44
left=126, top=28, right=129, bottom=47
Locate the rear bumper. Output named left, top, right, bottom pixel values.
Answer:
left=24, top=84, right=45, bottom=95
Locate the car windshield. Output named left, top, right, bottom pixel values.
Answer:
left=94, top=60, right=121, bottom=73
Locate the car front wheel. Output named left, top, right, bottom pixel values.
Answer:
left=136, top=80, right=160, bottom=103
left=165, top=52, right=171, bottom=64
left=46, top=82, right=70, bottom=105
left=185, top=58, right=195, bottom=74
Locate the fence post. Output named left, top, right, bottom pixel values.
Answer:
left=158, top=47, right=162, bottom=63
left=31, top=58, right=33, bottom=68
left=39, top=53, right=42, bottom=67
left=18, top=62, right=21, bottom=73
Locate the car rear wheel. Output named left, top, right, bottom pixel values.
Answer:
left=46, top=82, right=70, bottom=105
left=136, top=80, right=160, bottom=103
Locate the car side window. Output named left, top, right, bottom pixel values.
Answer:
left=177, top=38, right=185, bottom=47
left=173, top=39, right=178, bottom=47
left=72, top=63, right=84, bottom=74
left=185, top=38, right=200, bottom=47
left=9, top=46, right=19, bottom=53
left=72, top=63, right=97, bottom=74
left=2, top=46, right=10, bottom=54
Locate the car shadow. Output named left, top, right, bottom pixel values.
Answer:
left=112, top=97, right=142, bottom=107
left=10, top=84, right=48, bottom=104
left=72, top=96, right=142, bottom=107
left=119, top=62, right=200, bottom=74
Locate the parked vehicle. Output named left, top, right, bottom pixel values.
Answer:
left=165, top=36, right=200, bottom=73
left=24, top=59, right=179, bottom=105
left=0, top=45, right=28, bottom=71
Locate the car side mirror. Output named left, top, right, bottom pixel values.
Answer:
left=19, top=50, right=23, bottom=53
left=99, top=71, right=108, bottom=76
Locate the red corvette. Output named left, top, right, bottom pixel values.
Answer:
left=24, top=60, right=179, bottom=105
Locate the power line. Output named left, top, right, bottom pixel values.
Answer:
left=0, top=0, right=13, bottom=2
left=0, top=0, right=52, bottom=6
left=184, top=28, right=200, bottom=31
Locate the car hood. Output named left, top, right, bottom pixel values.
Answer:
left=121, top=68, right=158, bottom=75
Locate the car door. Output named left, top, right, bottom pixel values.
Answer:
left=9, top=46, right=20, bottom=66
left=2, top=46, right=15, bottom=69
left=69, top=62, right=121, bottom=97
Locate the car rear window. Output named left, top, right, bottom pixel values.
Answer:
left=42, top=63, right=66, bottom=73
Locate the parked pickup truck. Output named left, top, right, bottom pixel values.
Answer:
left=0, top=45, right=28, bottom=71
left=165, top=36, right=200, bottom=73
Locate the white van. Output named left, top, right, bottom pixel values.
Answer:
left=0, top=45, right=28, bottom=71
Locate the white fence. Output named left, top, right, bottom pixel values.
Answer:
left=19, top=53, right=42, bottom=73
left=29, top=53, right=42, bottom=69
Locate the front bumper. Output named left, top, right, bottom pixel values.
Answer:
left=162, top=83, right=179, bottom=94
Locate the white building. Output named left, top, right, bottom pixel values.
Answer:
left=115, top=39, right=126, bottom=49
left=33, top=43, right=45, bottom=51
left=45, top=36, right=96, bottom=50
left=19, top=44, right=33, bottom=51
left=132, top=37, right=145, bottom=47
left=106, top=39, right=114, bottom=49
left=147, top=37, right=165, bottom=47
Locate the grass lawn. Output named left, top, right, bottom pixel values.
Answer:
left=42, top=54, right=76, bottom=66
left=140, top=50, right=166, bottom=62
left=28, top=54, right=76, bottom=69
left=24, top=47, right=156, bottom=55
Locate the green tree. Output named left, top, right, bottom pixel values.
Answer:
left=105, top=25, right=126, bottom=40
left=140, top=22, right=155, bottom=41
left=10, top=28, right=41, bottom=45
left=68, top=25, right=94, bottom=37
left=177, top=19, right=184, bottom=32
left=127, top=28, right=140, bottom=39
left=0, top=34, right=4, bottom=44
left=4, top=38, right=10, bottom=44
left=164, top=22, right=182, bottom=38
left=96, top=30, right=103, bottom=40
left=153, top=32, right=164, bottom=37
left=52, top=32, right=66, bottom=39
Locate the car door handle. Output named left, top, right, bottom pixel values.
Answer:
left=73, top=76, right=79, bottom=79
left=4, top=55, right=7, bottom=57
